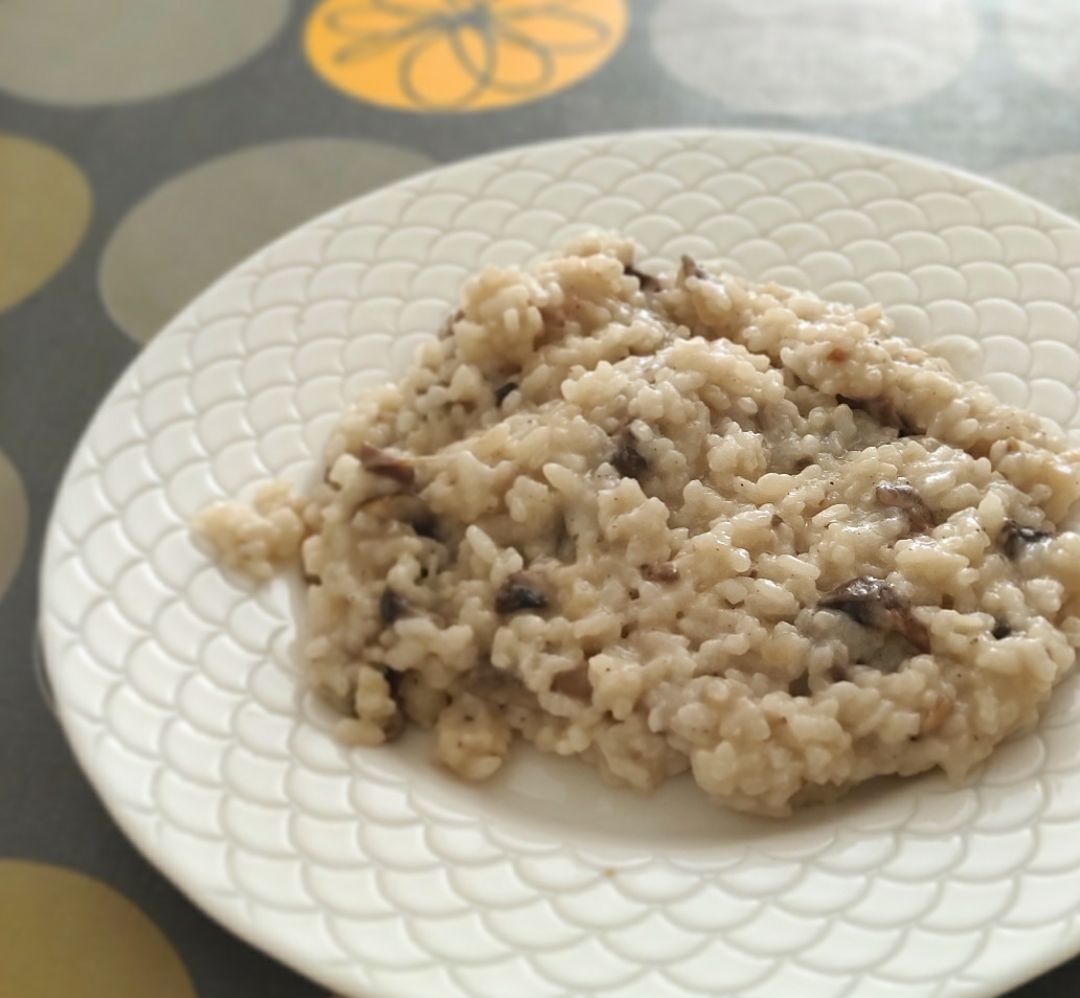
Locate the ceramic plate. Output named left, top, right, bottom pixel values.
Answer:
left=40, top=130, right=1080, bottom=998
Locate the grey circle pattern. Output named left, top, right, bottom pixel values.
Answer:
left=0, top=0, right=288, bottom=105
left=99, top=138, right=434, bottom=342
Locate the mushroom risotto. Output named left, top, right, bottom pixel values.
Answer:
left=197, top=233, right=1080, bottom=817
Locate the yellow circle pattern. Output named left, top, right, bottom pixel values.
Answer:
left=305, top=0, right=627, bottom=112
left=0, top=860, right=195, bottom=998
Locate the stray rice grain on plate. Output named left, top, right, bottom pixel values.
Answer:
left=197, top=233, right=1080, bottom=817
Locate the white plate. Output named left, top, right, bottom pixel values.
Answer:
left=41, top=130, right=1080, bottom=998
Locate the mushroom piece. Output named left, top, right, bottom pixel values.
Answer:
left=837, top=395, right=918, bottom=438
left=875, top=480, right=935, bottom=532
left=358, top=443, right=415, bottom=486
left=642, top=561, right=679, bottom=583
left=379, top=587, right=408, bottom=624
left=819, top=576, right=930, bottom=653
left=788, top=672, right=812, bottom=698
left=623, top=263, right=660, bottom=292
left=377, top=666, right=406, bottom=741
left=493, top=381, right=518, bottom=405
left=1001, top=519, right=1052, bottom=559
left=680, top=255, right=706, bottom=281
left=359, top=493, right=435, bottom=537
left=612, top=431, right=647, bottom=480
left=494, top=572, right=549, bottom=614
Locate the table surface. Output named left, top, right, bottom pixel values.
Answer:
left=3, top=1, right=1079, bottom=995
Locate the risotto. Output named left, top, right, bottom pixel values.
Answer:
left=197, top=233, right=1080, bottom=817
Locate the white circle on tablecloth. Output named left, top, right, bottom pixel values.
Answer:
left=650, top=0, right=979, bottom=116
left=1005, top=0, right=1080, bottom=97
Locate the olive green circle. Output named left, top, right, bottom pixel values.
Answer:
left=0, top=135, right=91, bottom=313
left=0, top=860, right=196, bottom=998
left=0, top=450, right=29, bottom=600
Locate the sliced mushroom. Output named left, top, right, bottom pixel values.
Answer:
left=1001, top=519, right=1052, bottom=559
left=875, top=480, right=935, bottom=532
left=819, top=576, right=930, bottom=653
left=494, top=572, right=549, bottom=614
left=358, top=443, right=415, bottom=486
left=623, top=263, right=660, bottom=292
left=612, top=431, right=647, bottom=480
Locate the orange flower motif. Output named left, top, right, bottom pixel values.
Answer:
left=305, top=0, right=627, bottom=112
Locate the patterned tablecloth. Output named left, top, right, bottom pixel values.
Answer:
left=2, top=1, right=1078, bottom=995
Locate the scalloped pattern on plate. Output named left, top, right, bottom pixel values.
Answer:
left=40, top=131, right=1080, bottom=998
